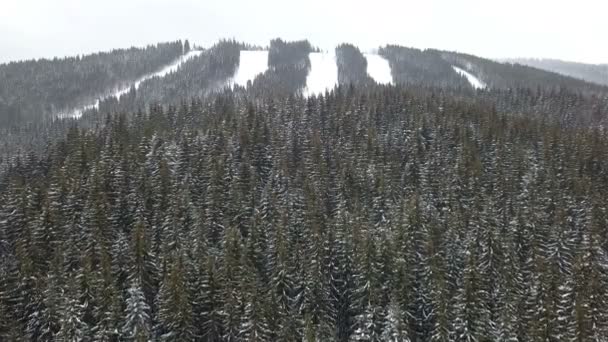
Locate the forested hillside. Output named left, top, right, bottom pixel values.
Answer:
left=89, top=38, right=314, bottom=115
left=1, top=84, right=608, bottom=341
left=1, top=38, right=608, bottom=341
left=2, top=74, right=607, bottom=177
left=379, top=45, right=470, bottom=88
left=504, top=58, right=608, bottom=86
left=0, top=41, right=185, bottom=127
left=440, top=51, right=608, bottom=94
left=94, top=40, right=243, bottom=116
left=376, top=45, right=608, bottom=95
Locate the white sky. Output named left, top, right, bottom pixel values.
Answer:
left=1, top=0, right=606, bottom=64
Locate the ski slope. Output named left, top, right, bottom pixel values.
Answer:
left=304, top=51, right=338, bottom=96
left=364, top=53, right=393, bottom=84
left=59, top=50, right=204, bottom=118
left=231, top=50, right=269, bottom=88
left=452, top=65, right=486, bottom=89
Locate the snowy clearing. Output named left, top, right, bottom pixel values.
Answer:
left=58, top=50, right=204, bottom=119
left=230, top=50, right=269, bottom=88
left=304, top=51, right=338, bottom=96
left=364, top=53, right=393, bottom=84
left=452, top=65, right=486, bottom=89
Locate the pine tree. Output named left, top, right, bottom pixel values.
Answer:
left=56, top=276, right=89, bottom=342
left=381, top=297, right=409, bottom=342
left=155, top=252, right=194, bottom=340
left=26, top=251, right=63, bottom=341
left=128, top=211, right=158, bottom=312
left=239, top=249, right=272, bottom=342
left=195, top=255, right=224, bottom=341
left=122, top=281, right=151, bottom=342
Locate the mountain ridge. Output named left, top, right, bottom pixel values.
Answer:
left=1, top=38, right=607, bottom=130
left=503, top=57, right=608, bottom=86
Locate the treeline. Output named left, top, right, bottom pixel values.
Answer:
left=0, top=41, right=185, bottom=127
left=335, top=44, right=374, bottom=86
left=1, top=85, right=608, bottom=341
left=2, top=82, right=608, bottom=172
left=2, top=84, right=607, bottom=180
left=476, top=86, right=608, bottom=127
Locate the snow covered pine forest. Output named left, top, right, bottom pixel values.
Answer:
left=1, top=38, right=608, bottom=341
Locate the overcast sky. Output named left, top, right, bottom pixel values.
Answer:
left=1, top=0, right=606, bottom=64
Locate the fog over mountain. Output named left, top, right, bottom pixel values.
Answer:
left=1, top=0, right=607, bottom=64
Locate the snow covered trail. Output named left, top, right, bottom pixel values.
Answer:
left=304, top=51, right=338, bottom=96
left=452, top=65, right=486, bottom=89
left=58, top=50, right=204, bottom=119
left=364, top=53, right=393, bottom=84
left=231, top=50, right=269, bottom=88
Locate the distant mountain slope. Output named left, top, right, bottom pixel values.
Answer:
left=440, top=51, right=607, bottom=93
left=3, top=38, right=608, bottom=131
left=62, top=49, right=206, bottom=119
left=379, top=45, right=470, bottom=88
left=375, top=44, right=608, bottom=94
left=0, top=41, right=185, bottom=127
left=503, top=58, right=608, bottom=86
left=95, top=40, right=242, bottom=115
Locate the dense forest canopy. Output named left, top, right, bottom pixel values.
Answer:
left=1, top=85, right=608, bottom=341
left=1, top=38, right=608, bottom=341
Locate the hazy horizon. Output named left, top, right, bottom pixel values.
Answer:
left=1, top=0, right=607, bottom=65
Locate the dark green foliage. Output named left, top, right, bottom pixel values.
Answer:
left=1, top=40, right=608, bottom=341
left=247, top=39, right=313, bottom=96
left=268, top=38, right=312, bottom=69
left=335, top=44, right=374, bottom=86
left=379, top=45, right=470, bottom=88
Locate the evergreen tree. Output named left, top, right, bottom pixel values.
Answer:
left=122, top=281, right=151, bottom=342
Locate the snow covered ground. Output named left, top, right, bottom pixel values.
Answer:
left=364, top=53, right=393, bottom=84
left=230, top=50, right=269, bottom=88
left=452, top=65, right=486, bottom=89
left=58, top=50, right=204, bottom=119
left=304, top=51, right=338, bottom=96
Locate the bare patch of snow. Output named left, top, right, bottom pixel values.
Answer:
left=230, top=50, right=269, bottom=88
left=364, top=54, right=393, bottom=84
left=304, top=51, right=338, bottom=96
left=452, top=65, right=486, bottom=89
left=58, top=50, right=204, bottom=119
